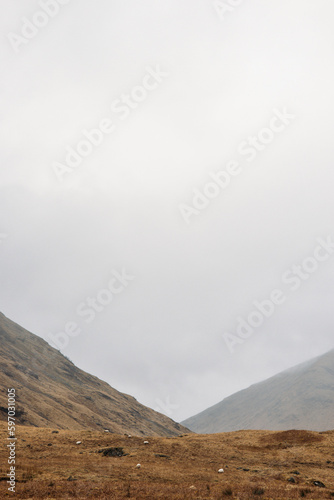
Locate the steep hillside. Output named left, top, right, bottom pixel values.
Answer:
left=182, top=349, right=334, bottom=433
left=0, top=312, right=189, bottom=436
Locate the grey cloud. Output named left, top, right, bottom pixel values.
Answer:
left=1, top=0, right=334, bottom=422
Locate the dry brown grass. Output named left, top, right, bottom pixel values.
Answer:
left=0, top=423, right=333, bottom=499
left=0, top=312, right=188, bottom=437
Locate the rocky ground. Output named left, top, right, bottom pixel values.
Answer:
left=0, top=423, right=333, bottom=499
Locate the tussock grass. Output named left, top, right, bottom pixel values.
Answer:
left=0, top=423, right=333, bottom=499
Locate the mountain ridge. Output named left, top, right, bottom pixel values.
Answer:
left=0, top=311, right=189, bottom=436
left=182, top=349, right=334, bottom=433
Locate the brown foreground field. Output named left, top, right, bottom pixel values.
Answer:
left=0, top=422, right=333, bottom=499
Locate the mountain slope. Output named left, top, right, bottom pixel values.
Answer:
left=0, top=312, right=189, bottom=436
left=182, top=349, right=334, bottom=433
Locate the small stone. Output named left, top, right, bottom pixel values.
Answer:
left=288, top=477, right=296, bottom=483
left=76, top=441, right=82, bottom=445
left=143, top=440, right=149, bottom=444
left=218, top=468, right=224, bottom=473
left=313, top=481, right=325, bottom=488
left=136, top=463, right=141, bottom=468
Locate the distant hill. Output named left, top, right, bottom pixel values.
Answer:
left=182, top=349, right=334, bottom=433
left=0, top=312, right=189, bottom=436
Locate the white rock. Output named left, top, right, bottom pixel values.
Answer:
left=143, top=440, right=149, bottom=444
left=128, top=435, right=132, bottom=438
left=218, top=468, right=224, bottom=473
left=104, top=429, right=109, bottom=432
left=76, top=441, right=82, bottom=445
left=136, top=463, right=141, bottom=468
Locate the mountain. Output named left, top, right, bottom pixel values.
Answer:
left=0, top=312, right=189, bottom=436
left=182, top=349, right=334, bottom=433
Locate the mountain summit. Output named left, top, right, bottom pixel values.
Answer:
left=182, top=349, right=334, bottom=433
left=0, top=312, right=189, bottom=436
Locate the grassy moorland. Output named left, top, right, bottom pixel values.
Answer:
left=0, top=423, right=333, bottom=499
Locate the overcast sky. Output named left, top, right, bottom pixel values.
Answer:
left=1, top=0, right=334, bottom=422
